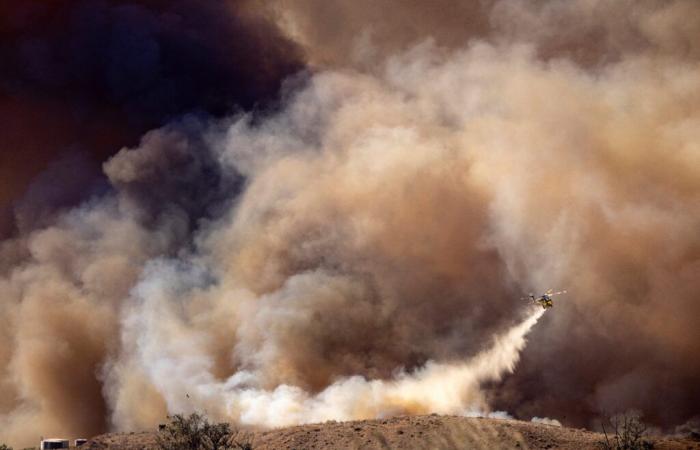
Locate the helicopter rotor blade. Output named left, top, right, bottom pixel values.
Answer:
left=549, top=290, right=568, bottom=296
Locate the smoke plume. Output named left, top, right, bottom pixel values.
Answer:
left=1, top=0, right=700, bottom=448
left=0, top=0, right=302, bottom=236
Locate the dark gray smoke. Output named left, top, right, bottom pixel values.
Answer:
left=0, top=0, right=302, bottom=236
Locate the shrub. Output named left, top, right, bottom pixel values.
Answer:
left=157, top=412, right=251, bottom=450
left=599, top=411, right=653, bottom=450
left=0, top=444, right=13, bottom=450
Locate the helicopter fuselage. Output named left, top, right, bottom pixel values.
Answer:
left=524, top=290, right=565, bottom=309
left=535, top=295, right=554, bottom=309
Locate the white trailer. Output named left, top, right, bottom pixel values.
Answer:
left=40, top=439, right=69, bottom=449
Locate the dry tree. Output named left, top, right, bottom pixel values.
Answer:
left=157, top=412, right=252, bottom=450
left=599, top=411, right=653, bottom=450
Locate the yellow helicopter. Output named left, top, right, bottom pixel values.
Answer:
left=523, top=289, right=567, bottom=309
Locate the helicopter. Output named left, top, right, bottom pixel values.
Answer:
left=522, top=289, right=567, bottom=309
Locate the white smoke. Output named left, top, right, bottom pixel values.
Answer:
left=119, top=270, right=544, bottom=428
left=227, top=307, right=545, bottom=427
left=531, top=417, right=562, bottom=427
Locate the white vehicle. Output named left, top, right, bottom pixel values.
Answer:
left=75, top=439, right=88, bottom=446
left=40, top=439, right=69, bottom=449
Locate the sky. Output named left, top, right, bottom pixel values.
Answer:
left=1, top=0, right=699, bottom=447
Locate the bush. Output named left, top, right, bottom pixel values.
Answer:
left=599, top=411, right=653, bottom=450
left=0, top=444, right=13, bottom=450
left=157, top=412, right=252, bottom=450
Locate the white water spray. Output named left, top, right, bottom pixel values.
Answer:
left=133, top=307, right=544, bottom=427
left=203, top=306, right=546, bottom=427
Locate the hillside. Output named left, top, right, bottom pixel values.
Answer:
left=84, top=414, right=700, bottom=450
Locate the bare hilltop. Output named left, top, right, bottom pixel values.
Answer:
left=83, top=414, right=700, bottom=450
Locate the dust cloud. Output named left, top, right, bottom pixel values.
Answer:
left=1, top=0, right=699, bottom=447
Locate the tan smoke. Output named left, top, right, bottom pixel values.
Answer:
left=254, top=0, right=700, bottom=68
left=2, top=1, right=700, bottom=448
left=247, top=0, right=492, bottom=68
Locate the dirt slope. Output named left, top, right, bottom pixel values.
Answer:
left=84, top=414, right=700, bottom=450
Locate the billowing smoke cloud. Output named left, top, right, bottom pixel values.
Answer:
left=0, top=0, right=302, bottom=236
left=2, top=0, right=700, bottom=448
left=256, top=0, right=700, bottom=68
left=251, top=0, right=493, bottom=68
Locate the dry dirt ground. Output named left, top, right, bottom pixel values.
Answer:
left=84, top=414, right=700, bottom=450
